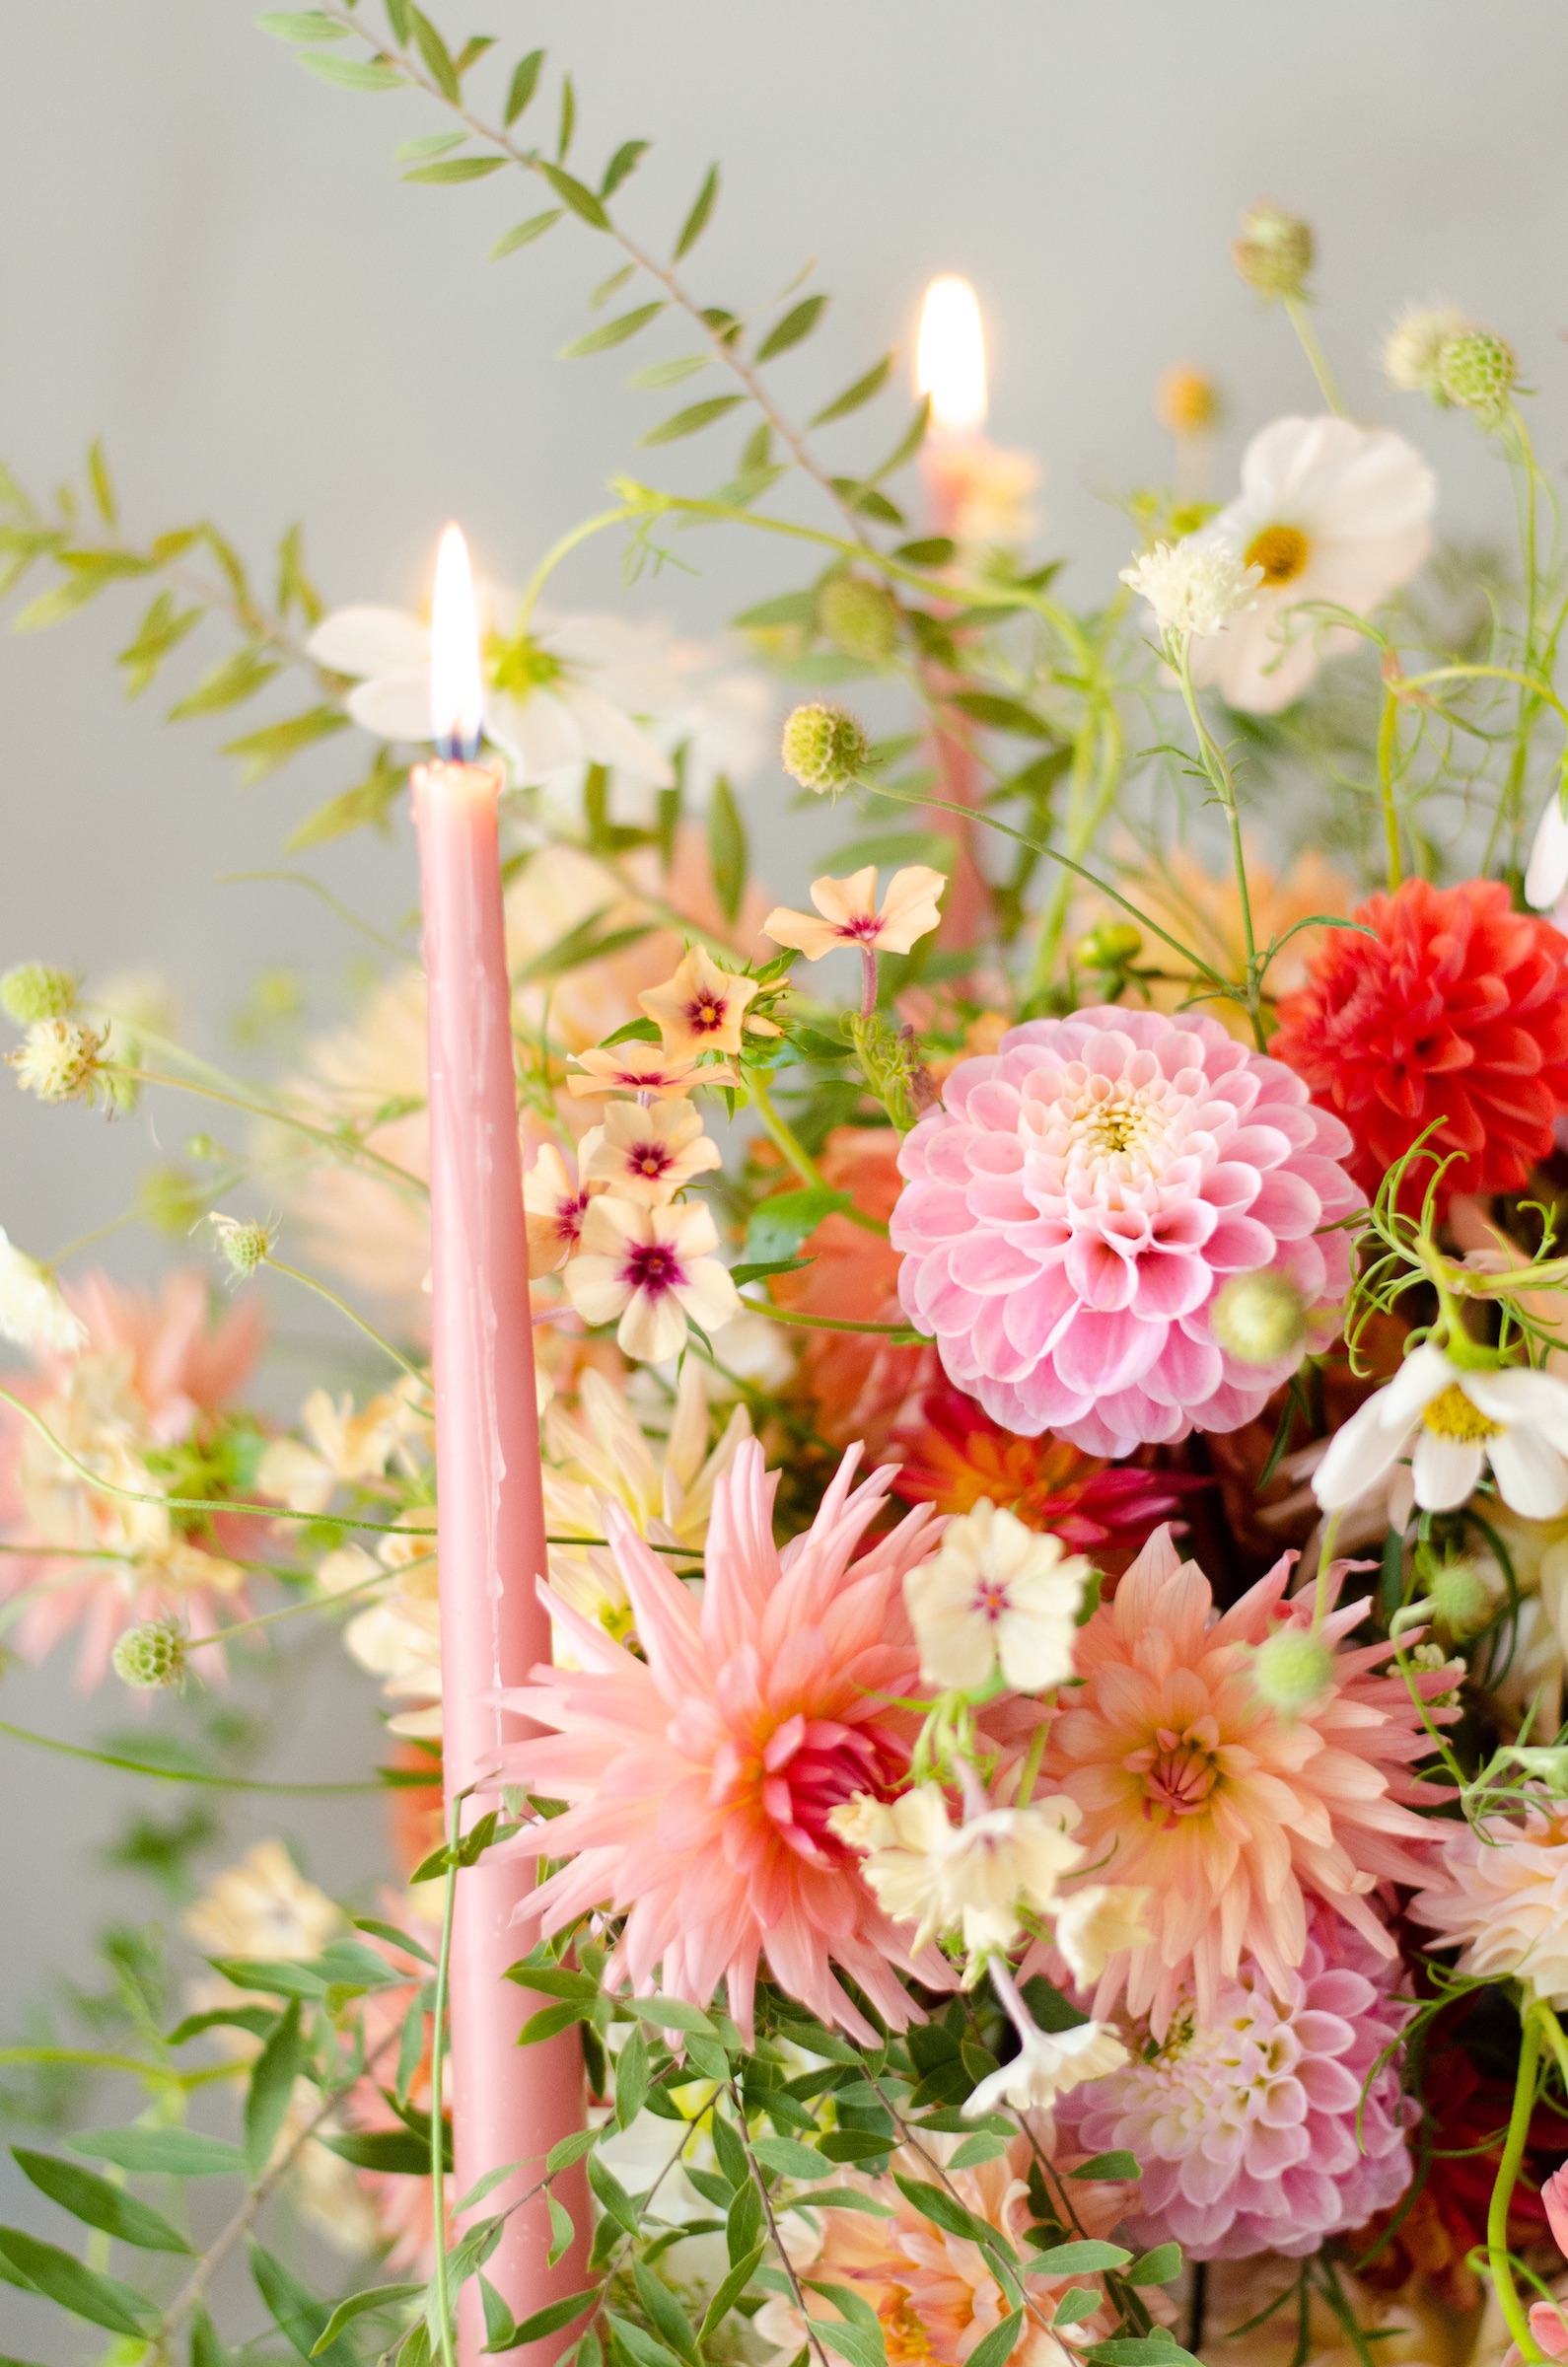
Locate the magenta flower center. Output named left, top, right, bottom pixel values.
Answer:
left=835, top=913, right=884, bottom=943
left=1127, top=1722, right=1222, bottom=1824
left=719, top=1714, right=907, bottom=1867
left=685, top=991, right=729, bottom=1037
left=555, top=1188, right=592, bottom=1247
left=628, top=1141, right=674, bottom=1181
left=621, top=1242, right=685, bottom=1299
left=972, top=1573, right=1012, bottom=1622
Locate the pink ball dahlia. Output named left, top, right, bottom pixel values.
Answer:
left=1055, top=1909, right=1416, bottom=2260
left=495, top=1438, right=949, bottom=2043
left=891, top=1008, right=1360, bottom=1456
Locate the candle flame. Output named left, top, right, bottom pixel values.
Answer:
left=429, top=523, right=485, bottom=761
left=916, top=274, right=987, bottom=436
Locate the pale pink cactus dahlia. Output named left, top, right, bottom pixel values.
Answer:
left=891, top=1008, right=1360, bottom=1456
left=1054, top=1909, right=1416, bottom=2260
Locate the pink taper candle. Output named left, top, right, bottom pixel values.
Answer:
left=414, top=525, right=589, bottom=2366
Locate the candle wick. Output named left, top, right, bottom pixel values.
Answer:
left=434, top=726, right=483, bottom=764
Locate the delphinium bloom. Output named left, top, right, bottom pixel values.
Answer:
left=0, top=1269, right=264, bottom=1683
left=753, top=2136, right=1130, bottom=2367
left=495, top=1438, right=949, bottom=2041
left=891, top=1008, right=1359, bottom=1458
left=1271, top=877, right=1568, bottom=1218
left=1035, top=1526, right=1450, bottom=2035
left=1409, top=1788, right=1568, bottom=2005
left=1055, top=1908, right=1415, bottom=2260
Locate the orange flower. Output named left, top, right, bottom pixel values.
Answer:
left=639, top=945, right=763, bottom=1058
left=764, top=865, right=946, bottom=962
left=579, top=1100, right=721, bottom=1206
left=566, top=1040, right=736, bottom=1099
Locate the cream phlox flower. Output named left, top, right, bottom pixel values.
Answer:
left=1186, top=415, right=1436, bottom=713
left=1528, top=793, right=1568, bottom=912
left=904, top=1498, right=1090, bottom=1693
left=1053, top=1885, right=1154, bottom=1985
left=0, top=1230, right=86, bottom=1354
left=1313, top=1341, right=1568, bottom=1521
left=256, top=1385, right=419, bottom=1516
left=328, top=1509, right=442, bottom=1738
left=566, top=1040, right=737, bottom=1100
left=764, top=866, right=947, bottom=964
left=639, top=946, right=765, bottom=1059
left=1119, top=541, right=1261, bottom=639
left=305, top=602, right=674, bottom=790
left=965, top=2020, right=1128, bottom=2116
left=836, top=1782, right=1085, bottom=1955
left=563, top=1195, right=741, bottom=1362
left=523, top=1143, right=602, bottom=1276
left=579, top=1101, right=721, bottom=1208
left=183, top=1837, right=342, bottom=1962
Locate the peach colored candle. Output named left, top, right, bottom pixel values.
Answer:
left=414, top=525, right=588, bottom=2365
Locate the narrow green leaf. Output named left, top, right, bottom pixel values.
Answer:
left=258, top=10, right=348, bottom=38
left=537, top=160, right=609, bottom=230
left=211, top=1956, right=326, bottom=2000
left=352, top=1913, right=438, bottom=1968
left=167, top=648, right=279, bottom=720
left=1028, top=2241, right=1131, bottom=2274
left=454, top=2161, right=523, bottom=2217
left=782, top=2188, right=893, bottom=2216
left=408, top=6, right=460, bottom=100
left=965, top=2314, right=1023, bottom=2367
left=606, top=2315, right=682, bottom=2367
left=86, top=438, right=117, bottom=526
left=744, top=1186, right=850, bottom=1268
left=812, top=2321, right=884, bottom=2367
left=521, top=2000, right=593, bottom=2048
left=191, top=2301, right=230, bottom=2367
left=504, top=48, right=543, bottom=125
left=11, top=2148, right=192, bottom=2253
left=615, top=1994, right=718, bottom=2040
left=284, top=751, right=407, bottom=850
left=547, top=2193, right=575, bottom=2267
left=395, top=131, right=464, bottom=161
left=312, top=2283, right=425, bottom=2354
left=726, top=2179, right=763, bottom=2265
left=591, top=262, right=636, bottom=308
left=250, top=2242, right=359, bottom=2367
left=116, top=592, right=202, bottom=697
left=404, top=155, right=506, bottom=184
left=322, top=2128, right=439, bottom=2175
left=509, top=2289, right=601, bottom=2346
left=707, top=774, right=747, bottom=925
left=1069, top=2150, right=1141, bottom=2182
left=950, top=690, right=1055, bottom=739
left=547, top=2128, right=596, bottom=2175
left=632, top=2261, right=698, bottom=2363
left=296, top=53, right=403, bottom=90
left=811, top=353, right=893, bottom=428
left=480, top=2274, right=517, bottom=2353
left=384, top=0, right=412, bottom=43
left=613, top=2026, right=650, bottom=2128
left=1054, top=2290, right=1101, bottom=2330
left=602, top=140, right=649, bottom=196
left=699, top=2243, right=765, bottom=2342
left=750, top=2136, right=830, bottom=2182
left=244, top=1998, right=304, bottom=2180
left=0, top=2227, right=154, bottom=2337
left=1087, top=2344, right=1201, bottom=2367
left=72, top=2127, right=245, bottom=2178
left=640, top=394, right=745, bottom=447
left=557, top=73, right=576, bottom=159
left=869, top=397, right=931, bottom=483
left=630, top=355, right=708, bottom=391
left=587, top=2153, right=640, bottom=2233
left=560, top=304, right=665, bottom=359
left=221, top=703, right=349, bottom=785
left=756, top=294, right=827, bottom=363
left=491, top=209, right=563, bottom=257
left=673, top=164, right=718, bottom=260
left=1125, top=2244, right=1182, bottom=2286
left=947, top=2134, right=1008, bottom=2170
left=891, top=2177, right=1000, bottom=2250
left=709, top=2110, right=747, bottom=2195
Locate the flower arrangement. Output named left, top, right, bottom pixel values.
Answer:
left=7, top=21, right=1568, bottom=2367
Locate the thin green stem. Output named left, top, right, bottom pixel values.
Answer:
left=263, top=1254, right=432, bottom=1397
left=429, top=1790, right=464, bottom=2367
left=0, top=1717, right=387, bottom=1792
left=1283, top=299, right=1345, bottom=414
left=746, top=1071, right=887, bottom=1236
left=515, top=506, right=641, bottom=634
left=1376, top=689, right=1403, bottom=889
left=751, top=1303, right=921, bottom=1337
left=123, top=1068, right=428, bottom=1200
left=1487, top=2005, right=1545, bottom=2362
left=185, top=1556, right=430, bottom=1654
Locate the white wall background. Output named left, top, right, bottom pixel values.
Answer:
left=1, top=0, right=1566, bottom=2330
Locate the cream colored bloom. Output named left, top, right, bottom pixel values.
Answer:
left=579, top=1101, right=721, bottom=1208
left=1410, top=1791, right=1568, bottom=2007
left=1383, top=303, right=1472, bottom=397
left=522, top=1142, right=602, bottom=1275
left=564, top=1195, right=741, bottom=1362
left=1119, top=539, right=1261, bottom=638
left=328, top=1509, right=441, bottom=1738
left=0, top=1230, right=85, bottom=1355
left=1528, top=793, right=1568, bottom=912
left=9, top=1016, right=108, bottom=1104
left=1313, top=1342, right=1568, bottom=1522
left=256, top=1384, right=420, bottom=1516
left=183, top=1837, right=342, bottom=1962
left=965, top=2020, right=1129, bottom=2116
left=1186, top=415, right=1435, bottom=713
left=764, top=866, right=946, bottom=964
left=839, top=1783, right=1085, bottom=1955
left=639, top=946, right=763, bottom=1059
left=904, top=1499, right=1090, bottom=1693
left=566, top=1040, right=737, bottom=1100
left=1053, top=1885, right=1154, bottom=1985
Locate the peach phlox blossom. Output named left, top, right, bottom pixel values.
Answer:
left=754, top=2135, right=1128, bottom=2367
left=495, top=1437, right=951, bottom=2042
left=256, top=1383, right=422, bottom=1516
left=1033, top=1525, right=1452, bottom=2037
left=523, top=1142, right=603, bottom=1275
left=764, top=866, right=946, bottom=963
left=0, top=1269, right=263, bottom=1685
left=639, top=945, right=771, bottom=1060
left=566, top=1040, right=737, bottom=1100
left=563, top=1195, right=741, bottom=1362
left=579, top=1100, right=722, bottom=1207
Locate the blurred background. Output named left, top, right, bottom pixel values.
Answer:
left=2, top=0, right=1567, bottom=2278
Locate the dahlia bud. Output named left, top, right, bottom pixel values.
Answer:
left=1231, top=203, right=1315, bottom=302
left=1428, top=1558, right=1495, bottom=1641
left=0, top=963, right=76, bottom=1025
left=1076, top=922, right=1143, bottom=973
left=8, top=1017, right=109, bottom=1106
left=1436, top=329, right=1518, bottom=420
left=111, top=1617, right=187, bottom=1692
left=1155, top=365, right=1221, bottom=439
left=781, top=703, right=870, bottom=795
left=209, top=1212, right=274, bottom=1282
left=1383, top=304, right=1472, bottom=399
left=817, top=575, right=899, bottom=665
left=1251, top=1627, right=1334, bottom=1715
left=1211, top=1269, right=1308, bottom=1367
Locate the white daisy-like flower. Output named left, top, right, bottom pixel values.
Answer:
left=1185, top=415, right=1436, bottom=713
left=1119, top=539, right=1262, bottom=639
left=0, top=1230, right=86, bottom=1355
left=1313, top=1341, right=1568, bottom=1522
left=964, top=2020, right=1128, bottom=2116
left=1528, top=792, right=1568, bottom=911
left=903, top=1497, right=1091, bottom=1693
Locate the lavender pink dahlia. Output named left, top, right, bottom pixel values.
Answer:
left=1054, top=1909, right=1416, bottom=2260
left=891, top=1008, right=1360, bottom=1456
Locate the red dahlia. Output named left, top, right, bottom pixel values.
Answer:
left=1271, top=875, right=1568, bottom=1216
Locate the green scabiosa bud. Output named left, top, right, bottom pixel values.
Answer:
left=209, top=1213, right=274, bottom=1282
left=1232, top=203, right=1315, bottom=302
left=112, top=1617, right=187, bottom=1692
left=1436, top=329, right=1517, bottom=419
left=780, top=703, right=870, bottom=795
left=1252, top=1627, right=1334, bottom=1715
left=1211, top=1270, right=1308, bottom=1368
left=1076, top=922, right=1143, bottom=972
left=0, top=964, right=76, bottom=1025
left=1428, top=1558, right=1494, bottom=1641
left=817, top=575, right=899, bottom=665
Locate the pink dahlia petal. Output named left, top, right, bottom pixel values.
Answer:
left=893, top=1006, right=1356, bottom=1453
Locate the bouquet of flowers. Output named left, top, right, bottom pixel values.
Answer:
left=6, top=16, right=1568, bottom=2367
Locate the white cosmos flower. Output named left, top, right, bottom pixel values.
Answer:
left=1185, top=415, right=1436, bottom=713
left=1313, top=1341, right=1568, bottom=1521
left=964, top=2019, right=1128, bottom=2116
left=1528, top=793, right=1568, bottom=911
left=0, top=1230, right=86, bottom=1355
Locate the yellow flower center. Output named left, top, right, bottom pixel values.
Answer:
left=1244, top=524, right=1311, bottom=586
left=1421, top=1382, right=1501, bottom=1444
left=882, top=2293, right=933, bottom=2364
left=688, top=993, right=728, bottom=1036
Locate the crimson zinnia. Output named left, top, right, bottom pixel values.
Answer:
left=1271, top=876, right=1568, bottom=1215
